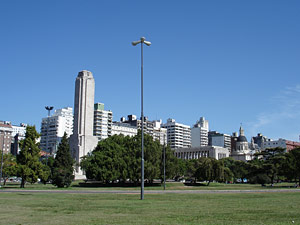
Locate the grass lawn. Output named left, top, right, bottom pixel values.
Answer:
left=0, top=191, right=299, bottom=224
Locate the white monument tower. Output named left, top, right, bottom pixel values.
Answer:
left=70, top=70, right=99, bottom=178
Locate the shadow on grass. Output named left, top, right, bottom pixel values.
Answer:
left=76, top=182, right=162, bottom=188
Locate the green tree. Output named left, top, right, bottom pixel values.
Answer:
left=52, top=133, right=75, bottom=188
left=283, top=148, right=300, bottom=185
left=195, top=157, right=225, bottom=186
left=255, top=147, right=286, bottom=184
left=80, top=131, right=164, bottom=184
left=0, top=151, right=17, bottom=186
left=17, top=125, right=48, bottom=188
left=221, top=158, right=248, bottom=183
left=160, top=145, right=178, bottom=182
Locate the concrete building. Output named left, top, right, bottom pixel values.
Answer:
left=93, top=103, right=113, bottom=141
left=191, top=117, right=209, bottom=147
left=261, top=138, right=300, bottom=152
left=0, top=121, right=13, bottom=154
left=153, top=120, right=167, bottom=145
left=174, top=146, right=229, bottom=160
left=11, top=123, right=27, bottom=155
left=112, top=122, right=138, bottom=137
left=252, top=133, right=268, bottom=148
left=40, top=107, right=73, bottom=154
left=122, top=115, right=154, bottom=136
left=208, top=131, right=231, bottom=150
left=70, top=70, right=99, bottom=178
left=162, top=118, right=191, bottom=149
left=118, top=115, right=167, bottom=145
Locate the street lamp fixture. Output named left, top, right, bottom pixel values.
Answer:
left=132, top=36, right=151, bottom=200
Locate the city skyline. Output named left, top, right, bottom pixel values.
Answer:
left=1, top=1, right=300, bottom=141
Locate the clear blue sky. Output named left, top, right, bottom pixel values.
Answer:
left=1, top=0, right=300, bottom=141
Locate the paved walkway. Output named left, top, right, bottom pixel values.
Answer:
left=1, top=188, right=300, bottom=194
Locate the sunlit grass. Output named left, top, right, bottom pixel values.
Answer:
left=0, top=191, right=299, bottom=224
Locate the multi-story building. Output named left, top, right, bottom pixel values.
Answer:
left=153, top=120, right=167, bottom=145
left=40, top=107, right=73, bottom=154
left=117, top=115, right=166, bottom=144
left=208, top=131, right=231, bottom=150
left=93, top=103, right=113, bottom=141
left=11, top=123, right=27, bottom=155
left=122, top=115, right=154, bottom=136
left=261, top=138, right=300, bottom=152
left=162, top=118, right=191, bottom=149
left=0, top=121, right=13, bottom=154
left=191, top=117, right=209, bottom=147
left=112, top=122, right=138, bottom=137
left=252, top=133, right=268, bottom=148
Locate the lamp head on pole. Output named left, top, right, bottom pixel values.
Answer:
left=132, top=37, right=151, bottom=46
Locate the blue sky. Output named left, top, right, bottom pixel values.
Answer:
left=1, top=0, right=300, bottom=141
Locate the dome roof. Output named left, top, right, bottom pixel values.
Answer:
left=237, top=135, right=248, bottom=142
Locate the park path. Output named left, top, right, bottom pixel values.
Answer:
left=1, top=188, right=300, bottom=195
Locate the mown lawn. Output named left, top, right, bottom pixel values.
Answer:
left=0, top=191, right=299, bottom=224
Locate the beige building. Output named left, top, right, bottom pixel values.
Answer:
left=174, top=146, right=229, bottom=160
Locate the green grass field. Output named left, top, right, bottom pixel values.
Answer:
left=0, top=190, right=300, bottom=224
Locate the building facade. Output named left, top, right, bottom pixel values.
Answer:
left=112, top=122, right=138, bottom=137
left=191, top=117, right=209, bottom=148
left=162, top=118, right=191, bottom=149
left=40, top=107, right=73, bottom=154
left=93, top=103, right=113, bottom=141
left=174, top=146, right=229, bottom=160
left=0, top=121, right=13, bottom=154
left=11, top=123, right=27, bottom=155
left=208, top=131, right=231, bottom=149
left=261, top=138, right=300, bottom=152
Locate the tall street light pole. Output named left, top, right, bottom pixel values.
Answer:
left=132, top=37, right=151, bottom=200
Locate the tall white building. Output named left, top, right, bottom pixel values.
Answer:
left=40, top=107, right=73, bottom=154
left=93, top=103, right=113, bottom=141
left=191, top=117, right=209, bottom=147
left=162, top=118, right=191, bottom=149
left=153, top=120, right=167, bottom=145
left=70, top=70, right=99, bottom=178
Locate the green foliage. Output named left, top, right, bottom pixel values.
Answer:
left=0, top=151, right=17, bottom=185
left=17, top=125, right=48, bottom=188
left=284, top=148, right=300, bottom=184
left=81, top=131, right=174, bottom=184
left=221, top=158, right=248, bottom=182
left=194, top=157, right=225, bottom=185
left=52, top=133, right=75, bottom=188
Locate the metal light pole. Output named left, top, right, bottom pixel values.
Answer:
left=132, top=37, right=151, bottom=200
left=163, top=136, right=166, bottom=190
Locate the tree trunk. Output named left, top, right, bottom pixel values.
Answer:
left=20, top=178, right=25, bottom=188
left=207, top=181, right=210, bottom=186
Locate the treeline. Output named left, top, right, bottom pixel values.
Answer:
left=1, top=125, right=74, bottom=188
left=2, top=126, right=300, bottom=188
left=81, top=132, right=300, bottom=186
